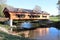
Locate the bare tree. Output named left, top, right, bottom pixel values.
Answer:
left=0, top=0, right=7, bottom=4
left=33, top=5, right=42, bottom=13
left=57, top=0, right=60, bottom=21
left=0, top=0, right=7, bottom=17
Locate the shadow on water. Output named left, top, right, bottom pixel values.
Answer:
left=50, top=21, right=60, bottom=30
left=13, top=20, right=60, bottom=32
left=0, top=20, right=60, bottom=30
left=13, top=21, right=51, bottom=32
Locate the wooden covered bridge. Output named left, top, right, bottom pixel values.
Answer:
left=3, top=7, right=50, bottom=26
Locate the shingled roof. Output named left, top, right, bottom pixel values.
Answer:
left=3, top=7, right=49, bottom=15
left=4, top=6, right=33, bottom=13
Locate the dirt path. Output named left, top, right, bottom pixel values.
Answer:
left=0, top=27, right=18, bottom=35
left=0, top=27, right=8, bottom=33
left=0, top=26, right=29, bottom=37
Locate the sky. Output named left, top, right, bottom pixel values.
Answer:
left=6, top=0, right=58, bottom=15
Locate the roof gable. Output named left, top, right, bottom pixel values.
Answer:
left=3, top=7, right=50, bottom=15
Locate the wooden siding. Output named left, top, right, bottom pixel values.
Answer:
left=9, top=12, right=49, bottom=20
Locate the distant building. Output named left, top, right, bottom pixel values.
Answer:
left=3, top=7, right=50, bottom=26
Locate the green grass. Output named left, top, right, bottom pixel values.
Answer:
left=50, top=17, right=59, bottom=21
left=0, top=31, right=29, bottom=40
left=0, top=24, right=10, bottom=30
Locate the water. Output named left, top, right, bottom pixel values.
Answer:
left=18, top=22, right=60, bottom=40
left=20, top=21, right=39, bottom=29
left=20, top=22, right=32, bottom=29
left=28, top=27, right=60, bottom=40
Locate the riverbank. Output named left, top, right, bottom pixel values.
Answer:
left=0, top=31, right=30, bottom=40
left=0, top=25, right=30, bottom=40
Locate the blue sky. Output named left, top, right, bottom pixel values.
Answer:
left=6, top=0, right=58, bottom=15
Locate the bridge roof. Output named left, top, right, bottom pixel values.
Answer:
left=3, top=7, right=50, bottom=15
left=3, top=7, right=33, bottom=13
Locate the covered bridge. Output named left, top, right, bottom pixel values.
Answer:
left=3, top=7, right=50, bottom=26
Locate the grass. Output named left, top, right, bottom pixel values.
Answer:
left=0, top=31, right=30, bottom=40
left=0, top=23, right=31, bottom=40
left=50, top=16, right=59, bottom=21
left=0, top=24, right=10, bottom=30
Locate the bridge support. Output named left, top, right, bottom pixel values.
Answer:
left=9, top=19, right=13, bottom=32
left=9, top=19, right=13, bottom=27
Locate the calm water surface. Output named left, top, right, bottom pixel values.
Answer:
left=19, top=22, right=60, bottom=40
left=27, top=27, right=60, bottom=40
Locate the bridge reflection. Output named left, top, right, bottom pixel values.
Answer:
left=29, top=28, right=49, bottom=38
left=18, top=28, right=49, bottom=38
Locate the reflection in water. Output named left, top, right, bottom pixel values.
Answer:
left=18, top=22, right=60, bottom=40
left=29, top=28, right=49, bottom=39
left=20, top=22, right=32, bottom=29
left=29, top=28, right=60, bottom=40
left=19, top=27, right=60, bottom=40
left=36, top=28, right=49, bottom=36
